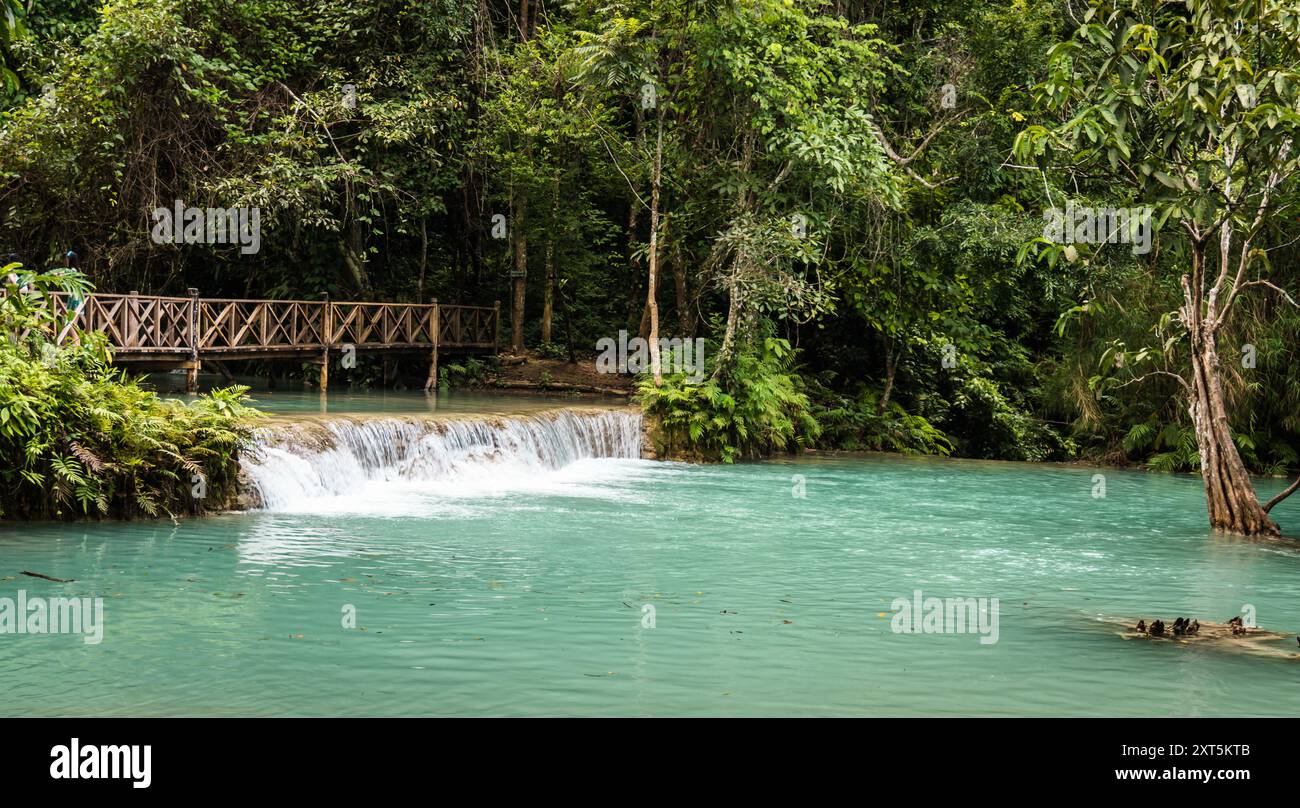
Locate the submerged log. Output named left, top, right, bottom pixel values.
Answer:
left=1103, top=616, right=1299, bottom=661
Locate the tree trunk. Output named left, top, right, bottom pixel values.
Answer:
left=342, top=217, right=371, bottom=294
left=1189, top=335, right=1279, bottom=536
left=510, top=7, right=532, bottom=354
left=671, top=240, right=691, bottom=336
left=417, top=217, right=428, bottom=301
left=1176, top=239, right=1280, bottom=537
left=542, top=239, right=554, bottom=344
left=555, top=273, right=577, bottom=364
left=712, top=131, right=754, bottom=382
left=646, top=113, right=664, bottom=385
left=542, top=173, right=557, bottom=345
left=627, top=109, right=644, bottom=334
left=713, top=268, right=742, bottom=384
left=511, top=198, right=526, bottom=353
left=878, top=341, right=896, bottom=414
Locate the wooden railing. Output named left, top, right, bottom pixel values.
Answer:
left=82, top=293, right=197, bottom=353
left=46, top=291, right=499, bottom=355
left=196, top=298, right=331, bottom=353
left=435, top=303, right=497, bottom=348
left=330, top=301, right=433, bottom=349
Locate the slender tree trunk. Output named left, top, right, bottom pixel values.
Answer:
left=671, top=240, right=691, bottom=336
left=638, top=289, right=652, bottom=339
left=647, top=113, right=664, bottom=385
left=542, top=173, right=557, bottom=344
left=628, top=109, right=644, bottom=333
left=511, top=198, right=526, bottom=353
left=629, top=197, right=645, bottom=335
left=878, top=341, right=897, bottom=414
left=342, top=240, right=370, bottom=294
left=542, top=239, right=554, bottom=344
left=712, top=130, right=755, bottom=382
left=341, top=213, right=371, bottom=293
left=509, top=2, right=531, bottom=354
left=555, top=271, right=577, bottom=364
left=417, top=217, right=428, bottom=301
left=714, top=270, right=742, bottom=383
left=465, top=177, right=483, bottom=291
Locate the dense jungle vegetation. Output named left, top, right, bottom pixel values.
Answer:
left=3, top=0, right=1300, bottom=529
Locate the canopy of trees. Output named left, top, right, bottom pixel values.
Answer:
left=3, top=0, right=1299, bottom=532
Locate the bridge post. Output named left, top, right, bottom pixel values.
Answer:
left=424, top=298, right=439, bottom=391
left=319, top=292, right=331, bottom=392
left=493, top=300, right=501, bottom=354
left=185, top=288, right=200, bottom=393
left=127, top=291, right=139, bottom=350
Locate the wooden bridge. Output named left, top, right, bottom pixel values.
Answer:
left=48, top=290, right=500, bottom=391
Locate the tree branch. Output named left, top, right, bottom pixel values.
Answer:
left=1263, top=475, right=1300, bottom=513
left=1110, top=369, right=1191, bottom=394
left=868, top=122, right=937, bottom=189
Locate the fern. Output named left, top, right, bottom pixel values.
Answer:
left=639, top=334, right=819, bottom=462
left=0, top=267, right=259, bottom=518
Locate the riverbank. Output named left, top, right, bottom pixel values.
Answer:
left=486, top=353, right=634, bottom=396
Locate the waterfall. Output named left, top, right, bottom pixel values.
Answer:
left=239, top=408, right=644, bottom=511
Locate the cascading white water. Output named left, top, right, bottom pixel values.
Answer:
left=241, top=408, right=644, bottom=511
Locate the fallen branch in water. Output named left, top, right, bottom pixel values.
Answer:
left=21, top=570, right=75, bottom=583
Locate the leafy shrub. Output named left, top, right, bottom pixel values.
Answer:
left=942, top=376, right=1057, bottom=461
left=438, top=356, right=491, bottom=390
left=807, top=376, right=953, bottom=456
left=0, top=264, right=258, bottom=519
left=902, top=337, right=1070, bottom=463
left=638, top=336, right=819, bottom=463
left=534, top=342, right=569, bottom=361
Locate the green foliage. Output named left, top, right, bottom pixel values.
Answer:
left=438, top=356, right=490, bottom=391
left=807, top=377, right=954, bottom=456
left=1008, top=0, right=1300, bottom=484
left=941, top=374, right=1064, bottom=462
left=1040, top=242, right=1300, bottom=475
left=3, top=0, right=1298, bottom=484
left=638, top=334, right=819, bottom=463
left=0, top=0, right=24, bottom=100
left=1016, top=0, right=1300, bottom=237
left=1122, top=419, right=1200, bottom=473
left=0, top=265, right=258, bottom=519
left=533, top=342, right=568, bottom=361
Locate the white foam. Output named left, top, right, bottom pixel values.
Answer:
left=241, top=409, right=646, bottom=515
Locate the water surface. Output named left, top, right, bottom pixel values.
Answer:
left=3, top=391, right=1298, bottom=716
